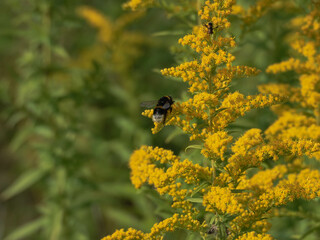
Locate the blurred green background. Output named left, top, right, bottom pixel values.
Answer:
left=0, top=0, right=316, bottom=239
left=0, top=1, right=188, bottom=239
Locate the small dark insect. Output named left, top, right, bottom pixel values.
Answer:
left=207, top=224, right=231, bottom=236
left=141, top=96, right=174, bottom=123
left=204, top=22, right=217, bottom=35
left=207, top=224, right=218, bottom=234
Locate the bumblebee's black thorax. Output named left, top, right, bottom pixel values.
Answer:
left=156, top=96, right=174, bottom=107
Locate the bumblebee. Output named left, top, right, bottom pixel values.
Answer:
left=141, top=96, right=174, bottom=123
left=205, top=22, right=214, bottom=34
left=204, top=22, right=217, bottom=35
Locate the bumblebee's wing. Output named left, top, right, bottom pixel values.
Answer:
left=140, top=100, right=158, bottom=108
left=162, top=102, right=171, bottom=109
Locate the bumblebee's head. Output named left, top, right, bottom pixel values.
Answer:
left=167, top=96, right=174, bottom=104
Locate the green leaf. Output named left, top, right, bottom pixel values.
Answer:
left=165, top=128, right=184, bottom=143
left=50, top=209, right=63, bottom=240
left=185, top=144, right=202, bottom=152
left=213, top=85, right=230, bottom=93
left=209, top=215, right=216, bottom=224
left=108, top=85, right=130, bottom=102
left=231, top=189, right=247, bottom=193
left=34, top=125, right=54, bottom=139
left=191, top=182, right=209, bottom=197
left=227, top=130, right=241, bottom=135
left=228, top=123, right=252, bottom=130
left=212, top=107, right=228, bottom=117
left=105, top=141, right=131, bottom=161
left=223, top=214, right=237, bottom=222
left=10, top=126, right=33, bottom=152
left=1, top=166, right=51, bottom=200
left=186, top=197, right=203, bottom=203
left=52, top=45, right=69, bottom=59
left=99, top=182, right=136, bottom=197
left=105, top=207, right=140, bottom=228
left=4, top=217, right=46, bottom=240
left=152, top=30, right=185, bottom=37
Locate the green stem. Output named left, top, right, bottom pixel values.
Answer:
left=197, top=0, right=202, bottom=25
left=208, top=73, right=213, bottom=129
left=211, top=158, right=216, bottom=185
left=207, top=66, right=216, bottom=129
left=316, top=105, right=320, bottom=125
left=42, top=2, right=51, bottom=69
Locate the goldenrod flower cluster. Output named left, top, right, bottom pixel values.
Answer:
left=123, top=0, right=154, bottom=11
left=259, top=3, right=320, bottom=160
left=102, top=1, right=320, bottom=239
left=203, top=186, right=243, bottom=215
left=130, top=146, right=212, bottom=202
left=233, top=0, right=276, bottom=25
left=145, top=0, right=284, bottom=138
left=264, top=7, right=320, bottom=114
left=235, top=231, right=273, bottom=240
left=77, top=6, right=113, bottom=44
left=77, top=6, right=146, bottom=72
left=102, top=228, right=146, bottom=240
left=202, top=131, right=232, bottom=161
left=232, top=0, right=296, bottom=27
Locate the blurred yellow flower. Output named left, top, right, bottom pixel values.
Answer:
left=123, top=0, right=154, bottom=10
left=77, top=6, right=113, bottom=44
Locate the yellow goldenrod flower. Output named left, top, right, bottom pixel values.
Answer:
left=76, top=6, right=147, bottom=73
left=201, top=131, right=233, bottom=160
left=235, top=231, right=273, bottom=240
left=101, top=228, right=146, bottom=240
left=123, top=0, right=153, bottom=11
left=77, top=6, right=113, bottom=44
left=258, top=83, right=303, bottom=108
left=265, top=6, right=320, bottom=121
left=203, top=186, right=244, bottom=215
left=129, top=146, right=212, bottom=200
left=147, top=213, right=202, bottom=238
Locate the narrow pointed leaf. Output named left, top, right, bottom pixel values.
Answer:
left=186, top=197, right=203, bottom=203
left=185, top=145, right=202, bottom=152
left=2, top=166, right=51, bottom=200
left=4, top=217, right=46, bottom=240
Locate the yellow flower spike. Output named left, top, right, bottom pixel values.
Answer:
left=77, top=6, right=113, bottom=44
left=203, top=186, right=244, bottom=215
left=238, top=165, right=288, bottom=192
left=222, top=129, right=287, bottom=182
left=129, top=146, right=212, bottom=202
left=227, top=167, right=320, bottom=236
left=201, top=131, right=233, bottom=160
left=123, top=0, right=154, bottom=11
left=235, top=232, right=273, bottom=240
left=104, top=1, right=320, bottom=240
left=146, top=212, right=202, bottom=238
left=141, top=109, right=153, bottom=119
left=231, top=129, right=263, bottom=154
left=265, top=4, right=320, bottom=132
left=101, top=228, right=146, bottom=240
left=213, top=93, right=284, bottom=130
